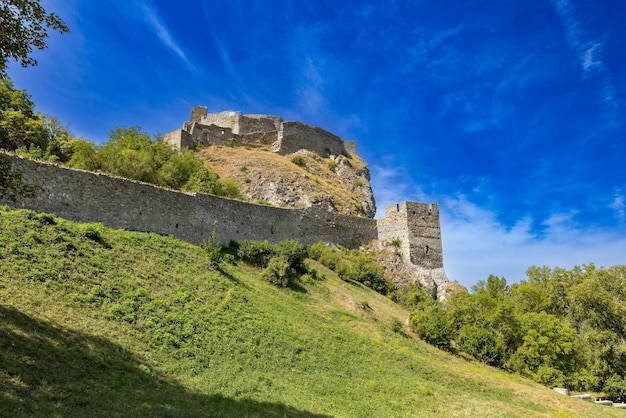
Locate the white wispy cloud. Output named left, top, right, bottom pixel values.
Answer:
left=213, top=36, right=238, bottom=79
left=137, top=1, right=195, bottom=73
left=550, top=0, right=620, bottom=127
left=611, top=192, right=625, bottom=219
left=286, top=24, right=349, bottom=123
left=441, top=196, right=626, bottom=287
left=370, top=160, right=626, bottom=287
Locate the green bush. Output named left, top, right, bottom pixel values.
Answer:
left=237, top=240, right=275, bottom=267
left=291, top=155, right=305, bottom=166
left=261, top=255, right=294, bottom=287
left=457, top=325, right=505, bottom=366
left=80, top=223, right=108, bottom=246
left=401, top=283, right=430, bottom=308
left=409, top=301, right=452, bottom=351
left=275, top=239, right=306, bottom=272
left=390, top=318, right=404, bottom=334
left=328, top=161, right=337, bottom=172
left=339, top=254, right=392, bottom=295
left=604, top=374, right=626, bottom=402
left=534, top=365, right=566, bottom=387
left=307, top=243, right=395, bottom=296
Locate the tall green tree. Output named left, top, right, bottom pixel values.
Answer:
left=507, top=311, right=579, bottom=386
left=570, top=264, right=626, bottom=343
left=0, top=0, right=69, bottom=71
left=0, top=73, right=48, bottom=151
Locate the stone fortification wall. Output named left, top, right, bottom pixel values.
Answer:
left=199, top=110, right=242, bottom=133
left=1, top=154, right=377, bottom=248
left=165, top=106, right=358, bottom=158
left=163, top=129, right=194, bottom=150
left=276, top=121, right=348, bottom=157
left=190, top=106, right=208, bottom=123
left=377, top=202, right=447, bottom=287
left=194, top=108, right=282, bottom=135
left=163, top=123, right=278, bottom=150
left=344, top=141, right=357, bottom=156
left=235, top=114, right=282, bottom=134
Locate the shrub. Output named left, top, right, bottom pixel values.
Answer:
left=389, top=238, right=401, bottom=248
left=261, top=255, right=294, bottom=287
left=534, top=365, right=566, bottom=387
left=604, top=374, right=626, bottom=402
left=202, top=221, right=222, bottom=268
left=457, top=325, right=505, bottom=366
left=275, top=239, right=306, bottom=272
left=390, top=318, right=404, bottom=334
left=403, top=283, right=430, bottom=308
left=340, top=254, right=392, bottom=295
left=308, top=243, right=395, bottom=296
left=80, top=223, right=108, bottom=246
left=328, top=161, right=337, bottom=172
left=291, top=155, right=305, bottom=166
left=307, top=243, right=344, bottom=271
left=409, top=301, right=452, bottom=351
left=237, top=240, right=274, bottom=267
left=217, top=177, right=240, bottom=198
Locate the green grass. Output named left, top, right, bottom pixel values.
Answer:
left=0, top=207, right=619, bottom=417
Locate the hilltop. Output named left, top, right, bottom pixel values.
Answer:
left=0, top=207, right=616, bottom=417
left=164, top=107, right=377, bottom=218
left=196, top=145, right=375, bottom=219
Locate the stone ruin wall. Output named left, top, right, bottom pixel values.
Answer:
left=164, top=106, right=356, bottom=158
left=276, top=121, right=349, bottom=157
left=1, top=154, right=378, bottom=249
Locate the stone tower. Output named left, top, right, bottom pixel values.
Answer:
left=377, top=202, right=447, bottom=289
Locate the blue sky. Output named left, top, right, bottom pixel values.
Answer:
left=7, top=0, right=626, bottom=287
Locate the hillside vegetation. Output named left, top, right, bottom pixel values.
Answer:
left=0, top=207, right=618, bottom=417
left=198, top=144, right=375, bottom=217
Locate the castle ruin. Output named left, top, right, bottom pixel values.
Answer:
left=1, top=107, right=448, bottom=290
left=163, top=106, right=357, bottom=158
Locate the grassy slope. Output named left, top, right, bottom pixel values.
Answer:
left=0, top=208, right=618, bottom=418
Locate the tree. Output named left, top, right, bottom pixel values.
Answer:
left=0, top=73, right=48, bottom=151
left=508, top=311, right=579, bottom=386
left=409, top=300, right=452, bottom=351
left=0, top=0, right=69, bottom=71
left=570, top=265, right=626, bottom=344
left=457, top=325, right=505, bottom=366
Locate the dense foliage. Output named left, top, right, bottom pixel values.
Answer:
left=236, top=239, right=311, bottom=287
left=0, top=74, right=56, bottom=152
left=0, top=74, right=240, bottom=198
left=307, top=242, right=397, bottom=296
left=64, top=126, right=240, bottom=198
left=414, top=267, right=626, bottom=398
